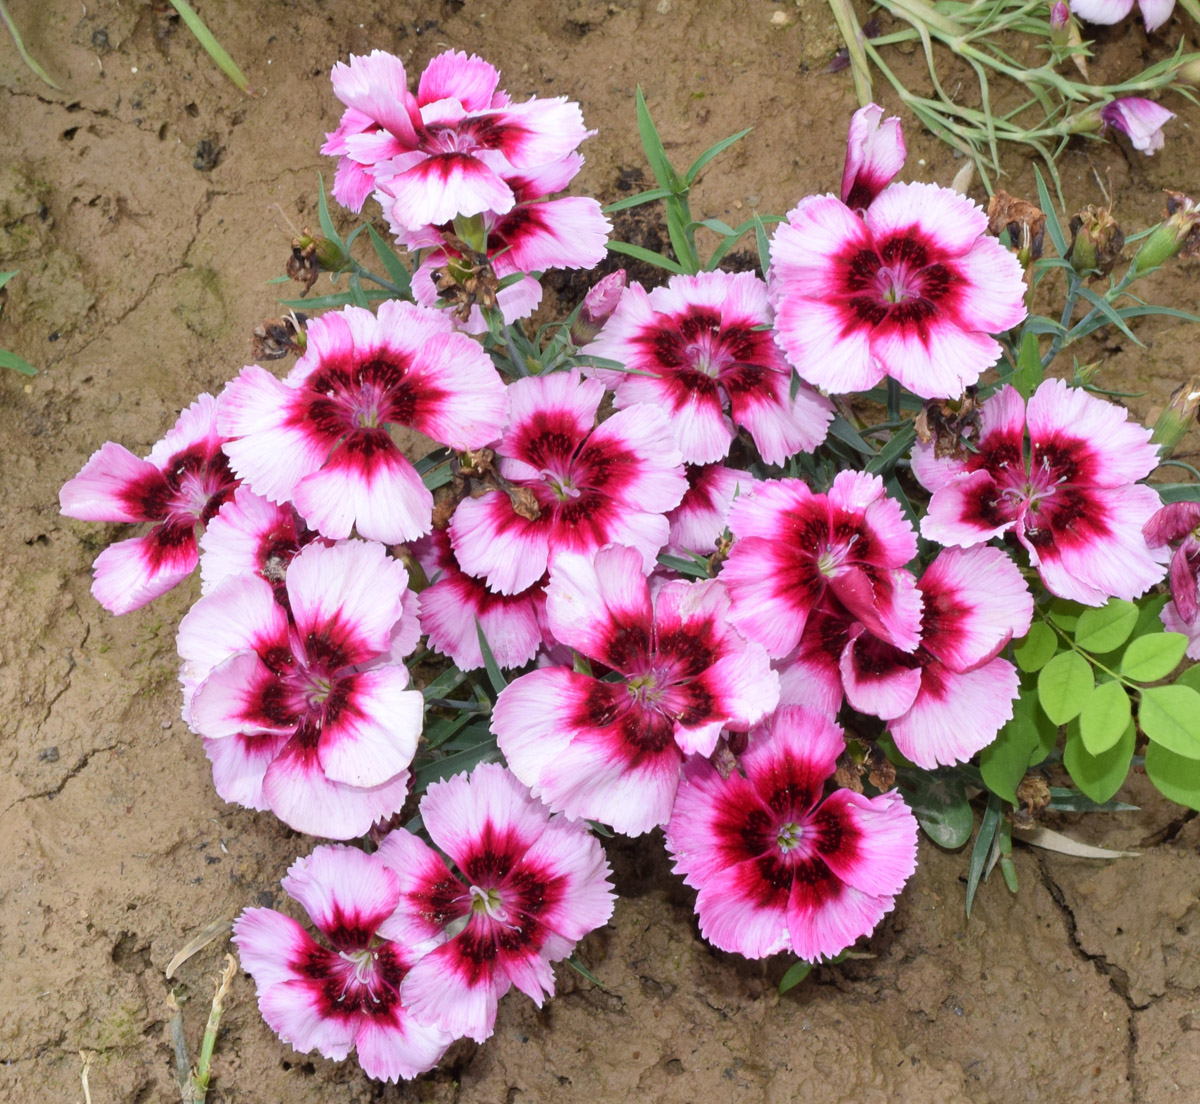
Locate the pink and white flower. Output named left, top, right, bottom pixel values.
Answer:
left=411, top=529, right=547, bottom=671
left=177, top=540, right=423, bottom=838
left=842, top=103, right=906, bottom=212
left=374, top=763, right=614, bottom=1043
left=449, top=369, right=688, bottom=595
left=1144, top=501, right=1200, bottom=658
left=59, top=394, right=238, bottom=614
left=720, top=470, right=923, bottom=659
left=918, top=378, right=1167, bottom=605
left=665, top=706, right=918, bottom=961
left=666, top=463, right=756, bottom=557
left=327, top=49, right=590, bottom=230
left=584, top=271, right=832, bottom=465
left=233, top=845, right=455, bottom=1081
left=1071, top=0, right=1175, bottom=31
left=769, top=183, right=1027, bottom=399
left=1101, top=97, right=1175, bottom=155
left=492, top=545, right=780, bottom=835
left=219, top=300, right=507, bottom=544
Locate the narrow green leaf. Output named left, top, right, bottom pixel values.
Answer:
left=1139, top=685, right=1200, bottom=758
left=1012, top=328, right=1043, bottom=400
left=1079, top=680, right=1132, bottom=755
left=1156, top=483, right=1200, bottom=503
left=278, top=290, right=389, bottom=310
left=0, top=270, right=17, bottom=290
left=753, top=214, right=771, bottom=278
left=1047, top=787, right=1138, bottom=813
left=685, top=127, right=753, bottom=185
left=1033, top=165, right=1067, bottom=258
left=866, top=422, right=916, bottom=476
left=1145, top=742, right=1200, bottom=811
left=1073, top=285, right=1143, bottom=346
left=0, top=0, right=60, bottom=90
left=475, top=619, right=508, bottom=695
left=1037, top=650, right=1093, bottom=725
left=567, top=955, right=607, bottom=989
left=1064, top=718, right=1136, bottom=805
left=966, top=794, right=1003, bottom=918
left=366, top=224, right=411, bottom=294
left=1074, top=600, right=1138, bottom=654
left=635, top=87, right=681, bottom=193
left=602, top=188, right=675, bottom=214
left=778, top=959, right=813, bottom=995
left=413, top=738, right=501, bottom=791
left=656, top=553, right=711, bottom=579
left=167, top=0, right=250, bottom=92
left=0, top=348, right=37, bottom=375
left=606, top=240, right=684, bottom=274
left=1014, top=622, right=1058, bottom=673
left=316, top=173, right=345, bottom=250
left=827, top=414, right=876, bottom=457
left=347, top=272, right=369, bottom=308
left=1121, top=633, right=1188, bottom=682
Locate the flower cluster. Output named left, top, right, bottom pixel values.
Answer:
left=59, top=54, right=1191, bottom=1086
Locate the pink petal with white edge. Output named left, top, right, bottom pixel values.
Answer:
left=786, top=878, right=896, bottom=963
left=611, top=371, right=733, bottom=465
left=189, top=651, right=293, bottom=739
left=1138, top=0, right=1176, bottom=31
left=317, top=667, right=422, bottom=789
left=733, top=374, right=834, bottom=465
left=285, top=540, right=408, bottom=662
left=263, top=737, right=411, bottom=840
left=694, top=643, right=781, bottom=731
left=329, top=51, right=418, bottom=146
left=777, top=648, right=845, bottom=717
left=399, top=937, right=509, bottom=1043
left=833, top=469, right=919, bottom=565
left=379, top=153, right=514, bottom=230
left=90, top=532, right=198, bottom=615
left=909, top=438, right=968, bottom=494
left=258, top=978, right=357, bottom=1060
left=500, top=369, right=603, bottom=457
left=374, top=829, right=463, bottom=949
left=419, top=571, right=541, bottom=671
left=177, top=572, right=288, bottom=691
left=1070, top=0, right=1137, bottom=21
left=581, top=402, right=688, bottom=514
left=919, top=546, right=1033, bottom=671
left=865, top=181, right=989, bottom=256
left=233, top=907, right=314, bottom=991
left=544, top=545, right=653, bottom=668
left=281, top=845, right=400, bottom=947
left=873, top=317, right=1003, bottom=400
left=199, top=488, right=292, bottom=594
left=693, top=862, right=792, bottom=958
left=419, top=763, right=549, bottom=872
left=494, top=197, right=610, bottom=273
left=769, top=194, right=873, bottom=302
left=744, top=705, right=846, bottom=790
left=667, top=464, right=754, bottom=556
left=666, top=754, right=762, bottom=888
left=416, top=50, right=500, bottom=112
left=839, top=632, right=922, bottom=720
left=1027, top=377, right=1159, bottom=487
left=204, top=731, right=290, bottom=810
left=772, top=293, right=882, bottom=395
left=486, top=97, right=590, bottom=168
left=921, top=469, right=1013, bottom=548
left=353, top=1015, right=453, bottom=1083
left=60, top=442, right=163, bottom=522
left=814, top=789, right=918, bottom=897
left=890, top=657, right=1020, bottom=768
left=145, top=392, right=224, bottom=467
left=450, top=491, right=551, bottom=596
left=953, top=236, right=1030, bottom=335
left=402, top=330, right=508, bottom=448
left=491, top=667, right=577, bottom=792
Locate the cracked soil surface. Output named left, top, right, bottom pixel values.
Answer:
left=2, top=1, right=1200, bottom=1101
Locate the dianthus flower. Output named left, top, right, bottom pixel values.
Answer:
left=1101, top=97, right=1175, bottom=155
left=449, top=369, right=687, bottom=595
left=1144, top=501, right=1200, bottom=658
left=665, top=706, right=918, bottom=961
left=917, top=378, right=1167, bottom=605
left=325, top=49, right=590, bottom=230
left=665, top=463, right=756, bottom=557
left=720, top=470, right=923, bottom=659
left=492, top=545, right=779, bottom=835
left=177, top=540, right=423, bottom=838
left=842, top=103, right=906, bottom=212
left=219, top=300, right=507, bottom=544
left=1071, top=0, right=1174, bottom=31
left=233, top=845, right=455, bottom=1082
left=373, top=763, right=615, bottom=1043
left=769, top=183, right=1027, bottom=399
left=583, top=270, right=832, bottom=464
left=59, top=394, right=238, bottom=614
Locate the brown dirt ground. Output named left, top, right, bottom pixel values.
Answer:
left=2, top=1, right=1200, bottom=1101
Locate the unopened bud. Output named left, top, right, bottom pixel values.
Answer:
left=987, top=190, right=1046, bottom=265
left=571, top=269, right=627, bottom=344
left=1073, top=359, right=1101, bottom=386
left=1151, top=374, right=1200, bottom=458
left=293, top=231, right=349, bottom=273
left=1067, top=205, right=1124, bottom=277
left=1050, top=1, right=1070, bottom=46
left=1133, top=191, right=1200, bottom=275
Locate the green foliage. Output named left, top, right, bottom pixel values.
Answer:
left=0, top=272, right=36, bottom=375
left=167, top=0, right=250, bottom=93
left=1064, top=719, right=1136, bottom=805
left=980, top=691, right=1055, bottom=803
left=1037, top=651, right=1092, bottom=724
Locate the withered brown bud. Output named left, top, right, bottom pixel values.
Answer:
left=914, top=388, right=980, bottom=461
left=1012, top=774, right=1052, bottom=831
left=864, top=744, right=897, bottom=792
left=834, top=751, right=866, bottom=794
left=431, top=254, right=501, bottom=324
left=251, top=312, right=307, bottom=361
left=508, top=485, right=542, bottom=522
left=1067, top=206, right=1125, bottom=277
left=286, top=240, right=319, bottom=294
left=711, top=739, right=740, bottom=781
left=987, top=190, right=1046, bottom=264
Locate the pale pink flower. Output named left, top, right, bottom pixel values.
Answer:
left=59, top=394, right=238, bottom=614
left=327, top=49, right=590, bottom=230
left=492, top=545, right=780, bottom=835
left=1101, top=97, right=1175, bottom=154
left=918, top=378, right=1167, bottom=605
left=219, top=300, right=507, bottom=544
left=233, top=845, right=455, bottom=1081
left=374, top=763, right=615, bottom=1043
left=449, top=369, right=688, bottom=595
left=1144, top=501, right=1200, bottom=658
left=842, top=103, right=906, bottom=212
left=666, top=463, right=756, bottom=557
left=177, top=540, right=423, bottom=838
left=584, top=271, right=832, bottom=465
left=1071, top=0, right=1175, bottom=31
left=720, top=470, right=923, bottom=659
left=665, top=706, right=918, bottom=961
left=769, top=183, right=1027, bottom=399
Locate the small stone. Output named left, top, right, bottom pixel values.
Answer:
left=38, top=746, right=60, bottom=762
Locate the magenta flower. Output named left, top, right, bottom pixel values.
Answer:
left=769, top=183, right=1027, bottom=399
left=327, top=50, right=590, bottom=230
left=177, top=540, right=423, bottom=838
left=1071, top=0, right=1174, bottom=31
left=219, top=300, right=507, bottom=544
left=842, top=103, right=906, bottom=212
left=917, top=378, right=1167, bottom=605
left=233, top=845, right=454, bottom=1081
left=584, top=271, right=832, bottom=465
left=666, top=463, right=756, bottom=556
left=665, top=706, right=918, bottom=961
left=411, top=529, right=547, bottom=671
left=449, top=369, right=688, bottom=595
left=373, top=763, right=614, bottom=1043
left=59, top=394, right=238, bottom=614
left=1100, top=97, right=1175, bottom=155
left=492, top=545, right=780, bottom=835
left=1144, top=502, right=1200, bottom=658
left=720, top=470, right=923, bottom=659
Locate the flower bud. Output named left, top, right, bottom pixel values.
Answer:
left=1067, top=206, right=1124, bottom=277
left=1050, top=1, right=1071, bottom=46
left=841, top=103, right=906, bottom=211
left=1132, top=191, right=1200, bottom=275
left=1150, top=374, right=1200, bottom=458
left=571, top=269, right=627, bottom=344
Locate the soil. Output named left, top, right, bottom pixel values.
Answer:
left=2, top=1, right=1200, bottom=1102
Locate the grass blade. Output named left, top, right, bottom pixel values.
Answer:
left=0, top=0, right=60, bottom=89
left=167, top=0, right=250, bottom=93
